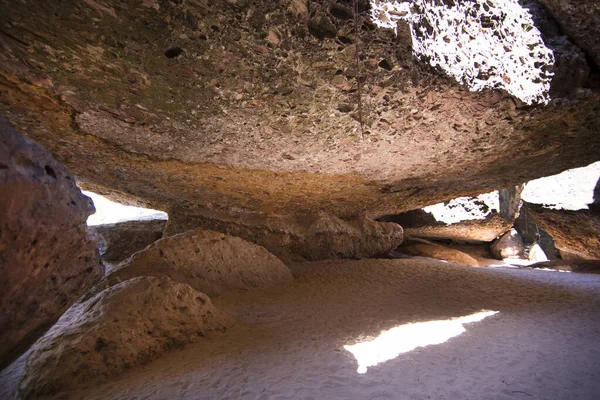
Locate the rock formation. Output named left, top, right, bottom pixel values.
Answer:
left=380, top=187, right=522, bottom=242
left=109, top=229, right=293, bottom=296
left=490, top=229, right=525, bottom=260
left=0, top=119, right=102, bottom=370
left=526, top=203, right=600, bottom=260
left=19, top=276, right=233, bottom=399
left=0, top=0, right=598, bottom=220
left=165, top=210, right=403, bottom=263
left=90, top=219, right=167, bottom=263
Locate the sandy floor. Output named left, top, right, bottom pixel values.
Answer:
left=2, top=258, right=600, bottom=400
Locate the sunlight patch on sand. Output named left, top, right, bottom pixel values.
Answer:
left=344, top=310, right=498, bottom=374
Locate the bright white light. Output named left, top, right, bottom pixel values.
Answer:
left=422, top=191, right=499, bottom=224
left=522, top=161, right=600, bottom=210
left=370, top=0, right=555, bottom=104
left=344, top=310, right=498, bottom=374
left=84, top=191, right=168, bottom=226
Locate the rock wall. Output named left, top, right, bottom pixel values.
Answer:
left=0, top=118, right=102, bottom=370
left=165, top=209, right=403, bottom=263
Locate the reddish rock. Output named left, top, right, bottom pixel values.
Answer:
left=0, top=119, right=102, bottom=370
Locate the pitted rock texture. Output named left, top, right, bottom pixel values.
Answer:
left=0, top=1, right=598, bottom=219
left=526, top=203, right=600, bottom=261
left=109, top=229, right=293, bottom=296
left=90, top=219, right=167, bottom=263
left=19, top=276, right=232, bottom=399
left=0, top=119, right=102, bottom=370
left=164, top=210, right=404, bottom=263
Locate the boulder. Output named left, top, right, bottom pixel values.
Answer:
left=526, top=203, right=600, bottom=260
left=0, top=119, right=102, bottom=370
left=109, top=229, right=293, bottom=296
left=90, top=219, right=167, bottom=263
left=19, top=276, right=232, bottom=399
left=490, top=229, right=525, bottom=260
left=396, top=240, right=480, bottom=267
left=165, top=210, right=404, bottom=263
left=381, top=187, right=522, bottom=243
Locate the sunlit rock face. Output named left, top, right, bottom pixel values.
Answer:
left=0, top=0, right=598, bottom=218
left=371, top=0, right=556, bottom=104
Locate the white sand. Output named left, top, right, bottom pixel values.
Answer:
left=2, top=259, right=600, bottom=399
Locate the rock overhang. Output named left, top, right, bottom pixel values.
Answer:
left=0, top=0, right=598, bottom=217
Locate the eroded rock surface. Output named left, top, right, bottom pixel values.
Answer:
left=165, top=210, right=403, bottom=263
left=90, top=219, right=167, bottom=263
left=0, top=1, right=598, bottom=219
left=0, top=119, right=102, bottom=370
left=110, top=229, right=293, bottom=296
left=19, top=276, right=232, bottom=399
left=526, top=203, right=600, bottom=261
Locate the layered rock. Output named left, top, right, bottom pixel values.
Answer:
left=0, top=119, right=102, bottom=370
left=19, top=276, right=233, bottom=399
left=526, top=203, right=600, bottom=260
left=0, top=1, right=598, bottom=219
left=165, top=210, right=403, bottom=263
left=90, top=219, right=167, bottom=263
left=109, top=229, right=293, bottom=296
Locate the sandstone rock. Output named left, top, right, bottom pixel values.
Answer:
left=526, top=203, right=600, bottom=260
left=396, top=240, right=480, bottom=267
left=0, top=119, right=102, bottom=370
left=528, top=260, right=600, bottom=273
left=164, top=210, right=404, bottom=263
left=109, top=229, right=293, bottom=296
left=19, top=276, right=232, bottom=399
left=90, top=219, right=166, bottom=263
left=490, top=229, right=525, bottom=260
left=381, top=187, right=522, bottom=243
left=0, top=1, right=598, bottom=220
